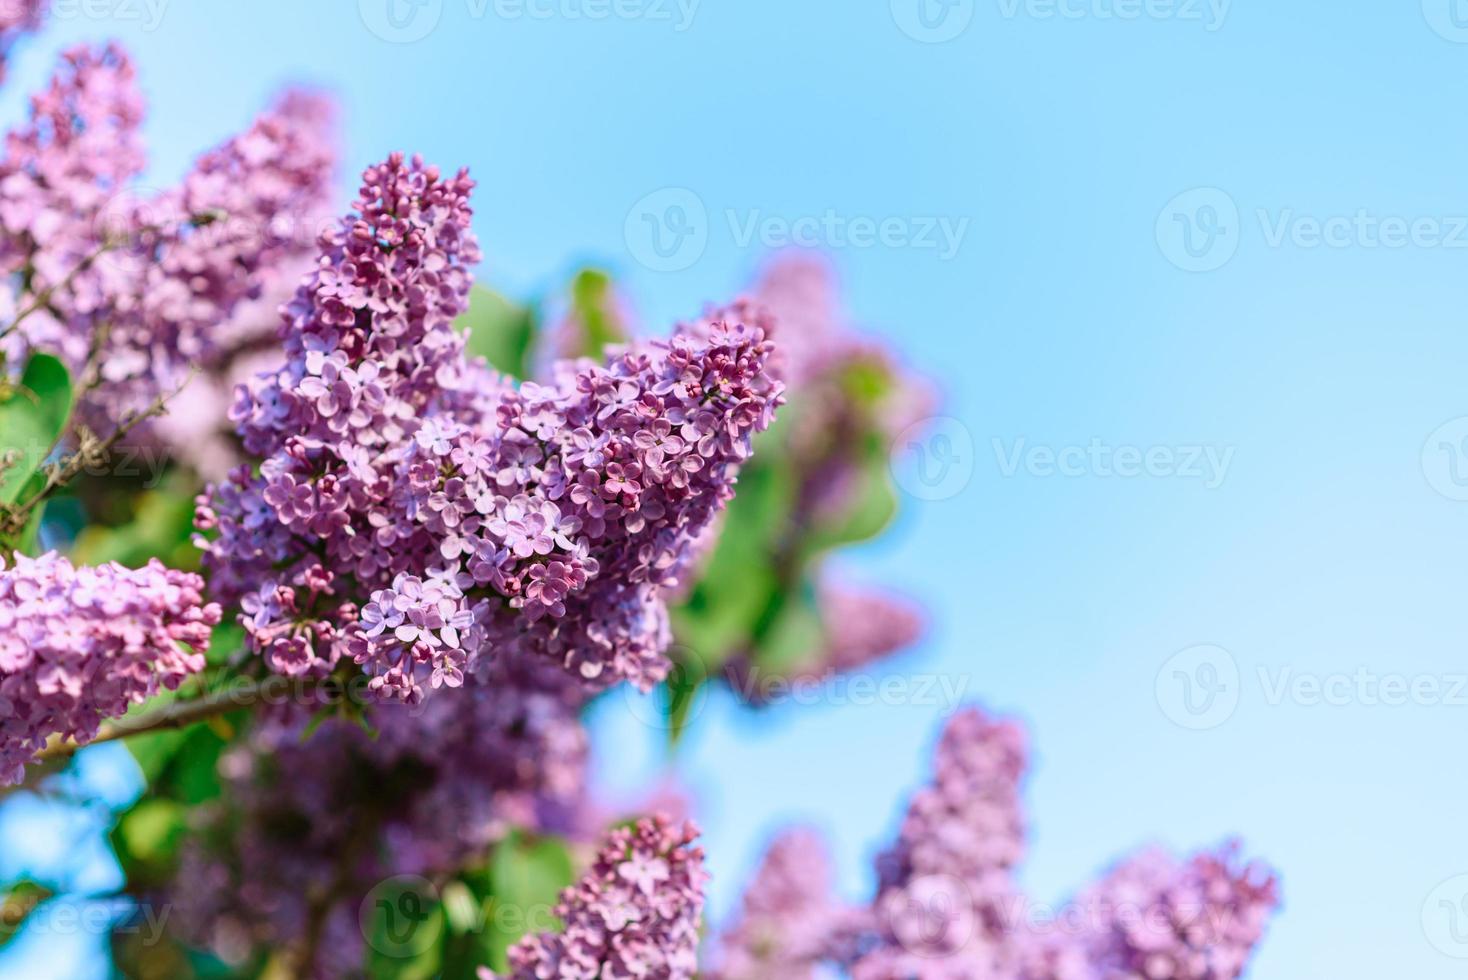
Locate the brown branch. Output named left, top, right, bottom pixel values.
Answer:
left=34, top=677, right=266, bottom=762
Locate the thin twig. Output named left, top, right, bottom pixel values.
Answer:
left=35, top=677, right=265, bottom=762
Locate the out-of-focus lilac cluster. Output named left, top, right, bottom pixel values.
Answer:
left=1034, top=846, right=1280, bottom=980
left=711, top=707, right=1279, bottom=980
left=172, top=659, right=588, bottom=970
left=0, top=44, right=144, bottom=372
left=486, top=815, right=706, bottom=980
left=200, top=152, right=782, bottom=703
left=0, top=43, right=336, bottom=444
left=0, top=550, right=219, bottom=784
left=0, top=0, right=42, bottom=78
left=704, top=828, right=839, bottom=980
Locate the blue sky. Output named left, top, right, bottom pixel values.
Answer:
left=4, top=1, right=1468, bottom=976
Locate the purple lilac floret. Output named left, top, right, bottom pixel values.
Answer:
left=486, top=815, right=707, bottom=980
left=200, top=152, right=782, bottom=703
left=707, top=828, right=838, bottom=980
left=0, top=551, right=220, bottom=784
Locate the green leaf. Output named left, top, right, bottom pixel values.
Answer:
left=481, top=832, right=574, bottom=972
left=0, top=881, right=53, bottom=950
left=71, top=475, right=200, bottom=569
left=456, top=285, right=538, bottom=380
left=751, top=587, right=827, bottom=677
left=110, top=799, right=187, bottom=889
left=803, top=452, right=899, bottom=554
left=670, top=456, right=798, bottom=671
left=0, top=354, right=73, bottom=505
left=565, top=268, right=629, bottom=359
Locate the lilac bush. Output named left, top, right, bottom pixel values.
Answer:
left=0, top=16, right=1284, bottom=980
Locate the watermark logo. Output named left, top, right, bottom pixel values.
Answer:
left=1423, top=0, right=1468, bottom=43
left=621, top=646, right=708, bottom=731
left=359, top=0, right=444, bottom=42
left=890, top=416, right=976, bottom=501
left=1423, top=417, right=1468, bottom=502
left=1424, top=875, right=1468, bottom=958
left=624, top=188, right=708, bottom=273
left=891, top=0, right=975, bottom=43
left=360, top=875, right=443, bottom=958
left=1156, top=187, right=1239, bottom=272
left=1155, top=644, right=1240, bottom=730
left=886, top=874, right=976, bottom=957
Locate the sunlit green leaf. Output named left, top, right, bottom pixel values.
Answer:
left=0, top=354, right=73, bottom=505
left=456, top=285, right=538, bottom=380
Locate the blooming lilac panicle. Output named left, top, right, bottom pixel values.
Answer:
left=199, top=151, right=483, bottom=691
left=832, top=707, right=1029, bottom=977
left=0, top=551, right=220, bottom=784
left=0, top=47, right=338, bottom=440
left=202, top=152, right=782, bottom=702
left=707, top=828, right=838, bottom=980
left=0, top=44, right=145, bottom=372
left=491, top=816, right=707, bottom=980
left=878, top=707, right=1028, bottom=893
left=734, top=708, right=1278, bottom=979
left=1034, top=845, right=1280, bottom=980
left=93, top=87, right=338, bottom=428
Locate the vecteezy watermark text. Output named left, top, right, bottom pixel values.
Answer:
left=995, top=0, right=1229, bottom=30
left=23, top=0, right=169, bottom=31
left=358, top=0, right=699, bottom=43
left=1157, top=187, right=1468, bottom=272
left=992, top=438, right=1235, bottom=488
left=1156, top=644, right=1468, bottom=730
left=625, top=188, right=970, bottom=272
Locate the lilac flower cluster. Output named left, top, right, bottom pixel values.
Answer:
left=173, top=659, right=588, bottom=970
left=1051, top=846, right=1280, bottom=980
left=0, top=550, right=219, bottom=784
left=97, top=86, right=337, bottom=435
left=838, top=707, right=1030, bottom=976
left=0, top=43, right=336, bottom=440
left=0, top=44, right=145, bottom=373
left=716, top=707, right=1279, bottom=980
left=488, top=815, right=707, bottom=980
left=202, top=152, right=781, bottom=702
left=704, top=828, right=839, bottom=980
